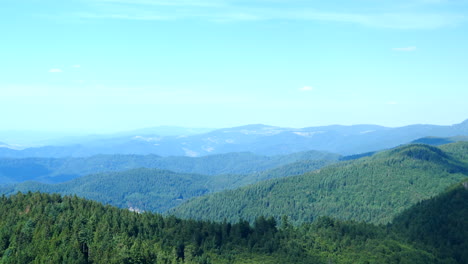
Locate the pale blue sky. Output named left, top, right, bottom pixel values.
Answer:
left=1, top=0, right=468, bottom=133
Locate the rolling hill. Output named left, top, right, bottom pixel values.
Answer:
left=410, top=135, right=468, bottom=146
left=1, top=169, right=219, bottom=212
left=0, top=191, right=443, bottom=264
left=170, top=142, right=468, bottom=225
left=0, top=154, right=337, bottom=213
left=391, top=180, right=468, bottom=263
left=0, top=150, right=339, bottom=185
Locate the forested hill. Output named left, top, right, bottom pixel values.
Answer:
left=391, top=181, right=468, bottom=263
left=0, top=191, right=449, bottom=263
left=439, top=140, right=468, bottom=163
left=0, top=156, right=335, bottom=213
left=170, top=142, right=468, bottom=225
left=1, top=169, right=217, bottom=212
left=0, top=150, right=339, bottom=185
left=410, top=136, right=468, bottom=146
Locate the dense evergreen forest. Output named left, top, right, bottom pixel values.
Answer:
left=439, top=141, right=468, bottom=163
left=391, top=182, right=468, bottom=263
left=2, top=185, right=467, bottom=264
left=0, top=156, right=334, bottom=213
left=3, top=142, right=467, bottom=219
left=0, top=142, right=467, bottom=263
left=171, top=143, right=468, bottom=224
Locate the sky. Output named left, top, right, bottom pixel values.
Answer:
left=1, top=0, right=468, bottom=133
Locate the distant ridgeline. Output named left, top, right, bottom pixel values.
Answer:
left=0, top=181, right=467, bottom=263
left=1, top=120, right=468, bottom=158
left=0, top=150, right=340, bottom=185
left=170, top=142, right=468, bottom=225
left=0, top=151, right=339, bottom=213
left=411, top=135, right=468, bottom=146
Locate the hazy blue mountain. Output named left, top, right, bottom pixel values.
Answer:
left=0, top=150, right=339, bottom=185
left=0, top=126, right=214, bottom=150
left=0, top=131, right=85, bottom=147
left=1, top=120, right=467, bottom=157
left=114, top=126, right=214, bottom=137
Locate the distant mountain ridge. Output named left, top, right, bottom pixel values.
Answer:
left=1, top=120, right=467, bottom=157
left=0, top=150, right=339, bottom=185
left=411, top=135, right=468, bottom=146
left=0, top=126, right=214, bottom=147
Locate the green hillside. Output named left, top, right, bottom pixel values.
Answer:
left=227, top=159, right=338, bottom=188
left=411, top=136, right=468, bottom=146
left=0, top=155, right=334, bottom=213
left=170, top=143, right=468, bottom=225
left=391, top=180, right=468, bottom=263
left=0, top=169, right=223, bottom=213
left=0, top=192, right=439, bottom=263
left=439, top=141, right=468, bottom=163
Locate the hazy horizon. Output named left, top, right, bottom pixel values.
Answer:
left=0, top=118, right=467, bottom=136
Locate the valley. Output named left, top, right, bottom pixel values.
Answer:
left=1, top=124, right=467, bottom=263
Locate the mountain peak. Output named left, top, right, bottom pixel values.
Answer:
left=230, top=124, right=279, bottom=130
left=457, top=118, right=468, bottom=126
left=210, top=124, right=287, bottom=135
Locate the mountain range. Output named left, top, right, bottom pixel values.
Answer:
left=1, top=120, right=467, bottom=158
left=1, top=121, right=468, bottom=263
left=0, top=150, right=339, bottom=185
left=4, top=141, right=467, bottom=221
left=0, top=151, right=339, bottom=212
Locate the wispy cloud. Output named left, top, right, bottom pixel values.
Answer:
left=392, top=46, right=417, bottom=51
left=75, top=0, right=466, bottom=29
left=72, top=65, right=81, bottom=68
left=299, top=86, right=314, bottom=92
left=49, top=68, right=63, bottom=73
left=77, top=12, right=171, bottom=21
left=93, top=0, right=224, bottom=7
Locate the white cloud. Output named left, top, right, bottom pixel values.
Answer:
left=392, top=46, right=417, bottom=51
left=49, top=69, right=63, bottom=73
left=72, top=65, right=81, bottom=68
left=299, top=86, right=314, bottom=92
